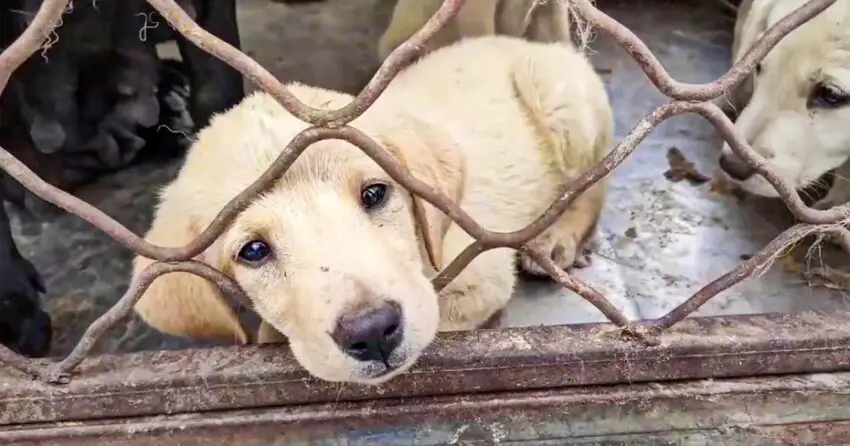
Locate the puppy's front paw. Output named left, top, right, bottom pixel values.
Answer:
left=520, top=222, right=601, bottom=277
left=572, top=234, right=600, bottom=269
left=519, top=236, right=581, bottom=277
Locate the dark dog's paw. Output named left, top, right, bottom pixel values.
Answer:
left=158, top=59, right=194, bottom=136
left=46, top=57, right=195, bottom=187
left=0, top=256, right=51, bottom=358
left=0, top=303, right=52, bottom=358
left=136, top=58, right=195, bottom=160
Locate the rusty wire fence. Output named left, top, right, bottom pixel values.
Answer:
left=1, top=0, right=850, bottom=434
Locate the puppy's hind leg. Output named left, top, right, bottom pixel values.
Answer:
left=520, top=182, right=604, bottom=276
left=510, top=46, right=613, bottom=276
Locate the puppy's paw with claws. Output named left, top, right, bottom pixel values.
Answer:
left=519, top=230, right=597, bottom=277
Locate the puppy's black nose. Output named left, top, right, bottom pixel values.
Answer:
left=333, top=302, right=403, bottom=362
left=719, top=152, right=756, bottom=181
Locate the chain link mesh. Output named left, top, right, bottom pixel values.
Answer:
left=0, top=0, right=845, bottom=384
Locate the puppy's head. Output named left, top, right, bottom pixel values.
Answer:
left=718, top=0, right=850, bottom=197
left=131, top=89, right=462, bottom=384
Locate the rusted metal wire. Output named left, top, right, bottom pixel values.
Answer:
left=0, top=0, right=847, bottom=385
left=8, top=372, right=850, bottom=445
left=0, top=0, right=68, bottom=93
left=650, top=223, right=845, bottom=331
left=47, top=260, right=249, bottom=382
left=572, top=0, right=850, bottom=225
left=147, top=0, right=469, bottom=127
left=4, top=310, right=850, bottom=427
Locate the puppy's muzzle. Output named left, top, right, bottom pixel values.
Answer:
left=719, top=152, right=756, bottom=181
left=332, top=301, right=404, bottom=364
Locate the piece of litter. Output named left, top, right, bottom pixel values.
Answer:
left=708, top=172, right=746, bottom=200
left=780, top=256, right=850, bottom=290
left=663, top=147, right=711, bottom=184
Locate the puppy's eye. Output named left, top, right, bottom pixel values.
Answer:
left=755, top=63, right=762, bottom=75
left=361, top=183, right=388, bottom=209
left=810, top=83, right=849, bottom=108
left=237, top=240, right=272, bottom=264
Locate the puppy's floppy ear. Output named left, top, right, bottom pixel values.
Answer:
left=733, top=0, right=767, bottom=62
left=377, top=117, right=465, bottom=275
left=131, top=184, right=248, bottom=344
left=728, top=0, right=772, bottom=109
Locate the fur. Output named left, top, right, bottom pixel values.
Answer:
left=0, top=195, right=50, bottom=358
left=377, top=0, right=573, bottom=62
left=717, top=0, right=850, bottom=205
left=131, top=35, right=613, bottom=384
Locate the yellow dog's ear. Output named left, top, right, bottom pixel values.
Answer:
left=377, top=117, right=465, bottom=275
left=727, top=0, right=771, bottom=110
left=131, top=184, right=249, bottom=344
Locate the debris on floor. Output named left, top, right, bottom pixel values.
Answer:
left=708, top=171, right=746, bottom=200
left=781, top=250, right=850, bottom=291
left=663, top=147, right=711, bottom=185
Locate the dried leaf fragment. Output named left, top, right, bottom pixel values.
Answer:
left=708, top=171, right=746, bottom=201
left=663, top=147, right=710, bottom=185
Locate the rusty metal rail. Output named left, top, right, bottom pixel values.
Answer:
left=1, top=0, right=850, bottom=436
left=5, top=366, right=850, bottom=444
left=2, top=309, right=850, bottom=427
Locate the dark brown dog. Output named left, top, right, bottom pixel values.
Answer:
left=0, top=0, right=245, bottom=357
left=1, top=0, right=244, bottom=189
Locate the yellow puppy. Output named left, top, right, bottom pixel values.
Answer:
left=131, top=35, right=613, bottom=384
left=717, top=0, right=850, bottom=207
left=377, top=0, right=573, bottom=62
